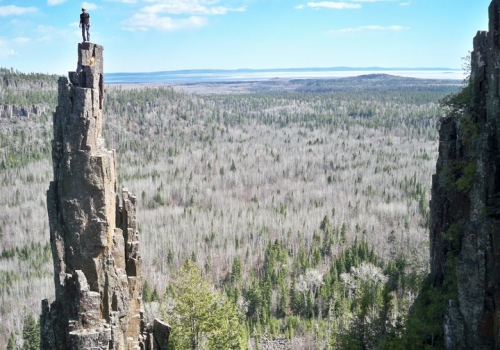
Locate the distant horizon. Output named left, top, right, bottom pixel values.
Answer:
left=104, top=67, right=465, bottom=84
left=106, top=66, right=462, bottom=75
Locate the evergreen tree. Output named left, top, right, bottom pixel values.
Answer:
left=22, top=314, right=40, bottom=350
left=7, top=333, right=16, bottom=350
left=151, top=287, right=160, bottom=302
left=164, top=260, right=247, bottom=349
left=231, top=256, right=242, bottom=284
left=340, top=222, right=347, bottom=244
left=143, top=280, right=152, bottom=303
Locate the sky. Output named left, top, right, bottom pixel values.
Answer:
left=0, top=0, right=491, bottom=74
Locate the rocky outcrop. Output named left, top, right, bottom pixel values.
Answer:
left=0, top=104, right=50, bottom=118
left=41, top=42, right=169, bottom=349
left=429, top=1, right=500, bottom=349
left=1, top=76, right=56, bottom=91
left=0, top=71, right=57, bottom=118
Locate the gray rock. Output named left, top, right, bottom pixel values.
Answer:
left=430, top=1, right=500, bottom=348
left=41, top=43, right=169, bottom=349
left=0, top=103, right=50, bottom=118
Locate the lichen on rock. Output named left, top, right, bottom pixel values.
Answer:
left=428, top=1, right=500, bottom=349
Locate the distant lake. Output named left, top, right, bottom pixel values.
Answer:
left=105, top=68, right=464, bottom=84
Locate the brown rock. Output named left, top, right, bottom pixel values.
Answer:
left=40, top=43, right=168, bottom=349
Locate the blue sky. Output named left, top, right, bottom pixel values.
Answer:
left=0, top=0, right=491, bottom=74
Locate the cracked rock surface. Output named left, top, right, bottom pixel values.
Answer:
left=41, top=42, right=169, bottom=350
left=430, top=1, right=500, bottom=349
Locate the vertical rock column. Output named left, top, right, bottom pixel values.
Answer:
left=429, top=0, right=500, bottom=348
left=41, top=42, right=150, bottom=349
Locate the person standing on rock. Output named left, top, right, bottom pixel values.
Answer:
left=79, top=7, right=91, bottom=42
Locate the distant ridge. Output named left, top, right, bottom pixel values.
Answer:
left=105, top=67, right=462, bottom=84
left=108, top=66, right=457, bottom=75
left=341, top=73, right=411, bottom=79
left=339, top=73, right=433, bottom=81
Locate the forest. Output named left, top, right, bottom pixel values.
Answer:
left=0, top=69, right=462, bottom=349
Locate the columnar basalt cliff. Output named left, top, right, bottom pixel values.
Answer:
left=40, top=43, right=169, bottom=349
left=430, top=1, right=500, bottom=349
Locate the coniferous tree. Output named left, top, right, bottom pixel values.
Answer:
left=143, top=280, right=152, bottom=303
left=7, top=333, right=16, bottom=350
left=231, top=256, right=242, bottom=284
left=22, top=314, right=39, bottom=350
left=164, top=260, right=247, bottom=350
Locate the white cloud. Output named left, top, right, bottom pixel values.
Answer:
left=105, top=0, right=137, bottom=3
left=0, top=5, right=37, bottom=16
left=4, top=49, right=18, bottom=57
left=399, top=1, right=411, bottom=5
left=331, top=25, right=407, bottom=32
left=141, top=1, right=245, bottom=15
left=13, top=37, right=31, bottom=44
left=306, top=2, right=361, bottom=9
left=82, top=2, right=99, bottom=10
left=123, top=0, right=245, bottom=31
left=0, top=36, right=33, bottom=58
left=124, top=13, right=207, bottom=31
left=297, top=0, right=397, bottom=10
left=47, top=0, right=67, bottom=5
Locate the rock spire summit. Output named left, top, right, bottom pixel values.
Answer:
left=40, top=42, right=169, bottom=349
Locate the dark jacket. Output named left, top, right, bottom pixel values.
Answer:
left=80, top=12, right=90, bottom=25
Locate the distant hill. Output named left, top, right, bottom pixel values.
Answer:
left=341, top=73, right=415, bottom=80
left=105, top=67, right=462, bottom=84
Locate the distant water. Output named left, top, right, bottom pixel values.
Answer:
left=105, top=68, right=464, bottom=84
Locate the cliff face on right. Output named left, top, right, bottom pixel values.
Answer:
left=429, top=1, right=500, bottom=348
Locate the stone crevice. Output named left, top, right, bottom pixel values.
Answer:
left=41, top=42, right=169, bottom=350
left=430, top=1, right=500, bottom=348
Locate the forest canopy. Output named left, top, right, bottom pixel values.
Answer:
left=0, top=71, right=460, bottom=348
